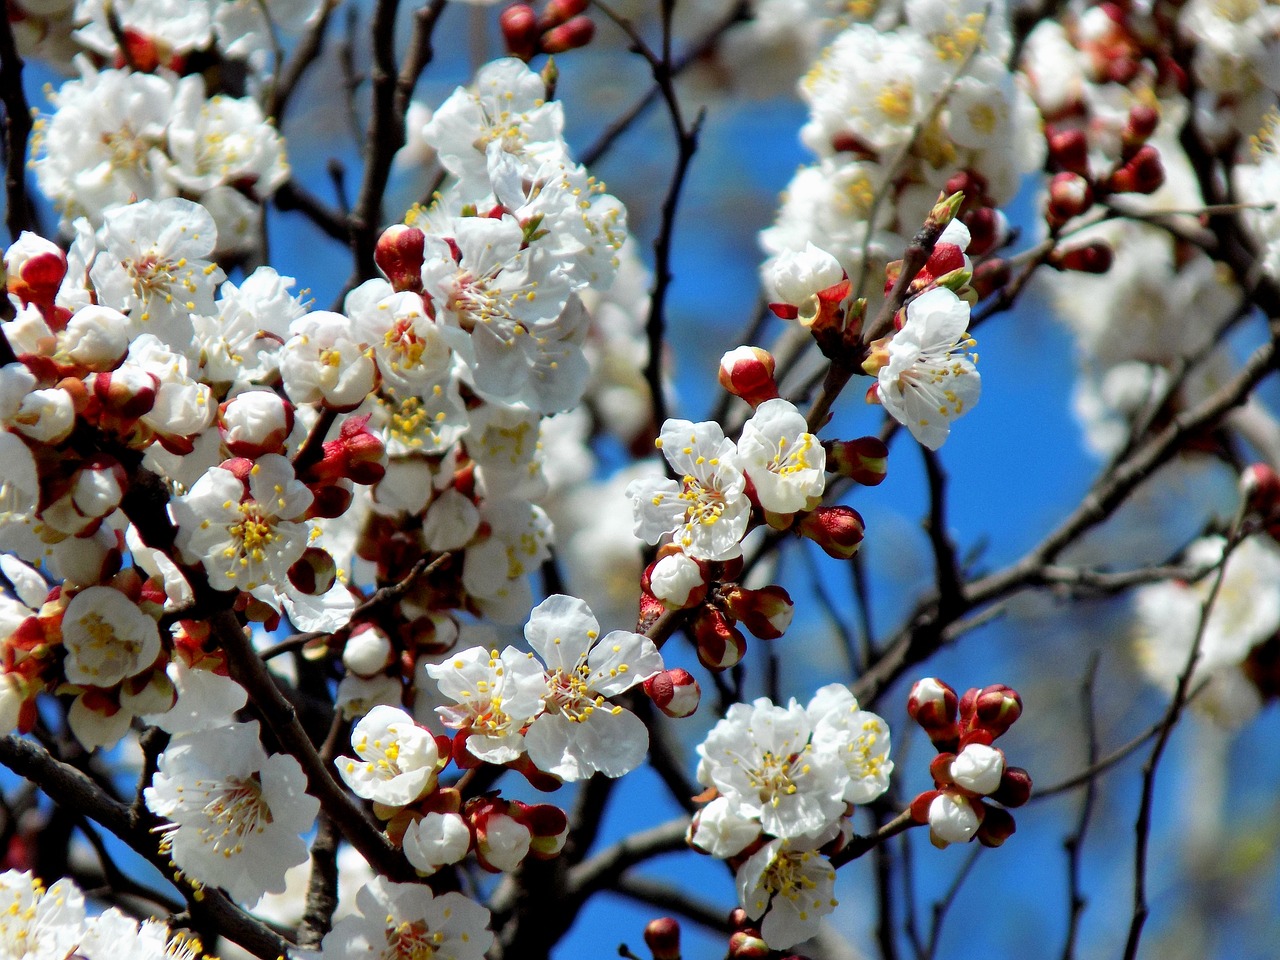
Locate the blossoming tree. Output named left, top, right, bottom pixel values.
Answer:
left=2, top=0, right=1280, bottom=958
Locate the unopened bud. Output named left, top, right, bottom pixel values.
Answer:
left=1122, top=103, right=1159, bottom=152
left=644, top=668, right=701, bottom=718
left=971, top=258, right=1011, bottom=299
left=942, top=170, right=988, bottom=210
left=499, top=3, right=539, bottom=59
left=539, top=0, right=588, bottom=30
left=644, top=917, right=682, bottom=960
left=721, top=584, right=794, bottom=640
left=540, top=15, right=594, bottom=53
left=718, top=346, right=779, bottom=407
left=976, top=805, right=1016, bottom=847
left=991, top=766, right=1032, bottom=808
left=1046, top=127, right=1089, bottom=177
left=4, top=232, right=66, bottom=313
left=1046, top=172, right=1094, bottom=226
left=798, top=505, right=865, bottom=559
left=1109, top=144, right=1164, bottom=195
left=1242, top=463, right=1280, bottom=518
left=962, top=207, right=1005, bottom=257
left=728, top=931, right=770, bottom=959
left=93, top=366, right=158, bottom=422
left=908, top=677, right=959, bottom=747
left=970, top=684, right=1022, bottom=737
left=927, top=791, right=982, bottom=848
left=288, top=547, right=338, bottom=597
left=824, top=436, right=888, bottom=486
left=219, top=391, right=294, bottom=459
left=375, top=224, right=426, bottom=292
left=927, top=190, right=965, bottom=230
left=951, top=743, right=1005, bottom=795
left=647, top=552, right=706, bottom=609
left=342, top=624, right=392, bottom=676
left=1053, top=240, right=1113, bottom=274
left=693, top=608, right=747, bottom=671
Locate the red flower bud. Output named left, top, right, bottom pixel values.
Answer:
left=971, top=258, right=1011, bottom=299
left=644, top=668, right=701, bottom=718
left=1109, top=144, right=1164, bottom=195
left=693, top=608, right=747, bottom=671
left=718, top=346, right=779, bottom=408
left=969, top=683, right=1022, bottom=737
left=1052, top=240, right=1113, bottom=274
left=499, top=3, right=539, bottom=60
left=798, top=505, right=865, bottom=559
left=1046, top=172, right=1094, bottom=227
left=1046, top=127, right=1090, bottom=177
left=644, top=917, right=682, bottom=960
left=374, top=224, right=426, bottom=293
left=721, top=584, right=794, bottom=640
left=908, top=677, right=960, bottom=749
left=976, top=805, right=1017, bottom=847
left=1123, top=103, right=1159, bottom=151
left=540, top=15, right=595, bottom=53
left=727, top=931, right=770, bottom=959
left=991, top=766, right=1032, bottom=808
left=538, top=0, right=588, bottom=30
left=824, top=436, right=888, bottom=486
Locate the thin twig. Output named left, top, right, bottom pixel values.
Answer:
left=1121, top=505, right=1248, bottom=960
left=1060, top=654, right=1101, bottom=960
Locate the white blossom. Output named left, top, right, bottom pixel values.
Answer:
left=145, top=721, right=319, bottom=903
left=319, top=878, right=492, bottom=960
left=875, top=287, right=980, bottom=449
left=337, top=704, right=441, bottom=807
left=522, top=594, right=664, bottom=781
left=626, top=419, right=750, bottom=561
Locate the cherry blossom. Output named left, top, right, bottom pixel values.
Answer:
left=337, top=704, right=443, bottom=808
left=171, top=454, right=313, bottom=595
left=871, top=287, right=981, bottom=449
left=319, top=878, right=492, bottom=960
left=522, top=594, right=664, bottom=780
left=626, top=419, right=750, bottom=561
left=144, top=721, right=319, bottom=903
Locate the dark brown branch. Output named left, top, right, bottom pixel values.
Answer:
left=1060, top=654, right=1101, bottom=960
left=830, top=809, right=916, bottom=869
left=211, top=607, right=414, bottom=882
left=611, top=873, right=733, bottom=932
left=579, top=0, right=749, bottom=168
left=0, top=735, right=291, bottom=960
left=274, top=179, right=351, bottom=241
left=0, top=0, right=35, bottom=241
left=592, top=0, right=705, bottom=442
left=268, top=1, right=337, bottom=121
left=348, top=0, right=448, bottom=283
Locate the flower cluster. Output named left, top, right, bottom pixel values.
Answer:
left=688, top=684, right=892, bottom=949
left=32, top=59, right=289, bottom=252
left=762, top=0, right=1041, bottom=309
left=426, top=594, right=664, bottom=781
left=0, top=868, right=207, bottom=960
left=333, top=704, right=570, bottom=877
left=1132, top=530, right=1280, bottom=727
left=906, top=678, right=1032, bottom=849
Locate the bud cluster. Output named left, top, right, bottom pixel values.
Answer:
left=906, top=677, right=1032, bottom=849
